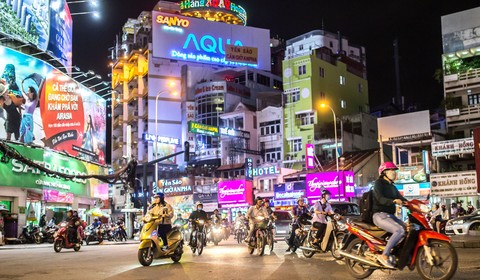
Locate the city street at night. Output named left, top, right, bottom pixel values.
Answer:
left=1, top=239, right=480, bottom=280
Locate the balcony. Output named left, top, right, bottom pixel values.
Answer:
left=113, top=115, right=124, bottom=128
left=446, top=104, right=480, bottom=128
left=444, top=68, right=480, bottom=93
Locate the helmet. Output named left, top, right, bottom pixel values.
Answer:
left=196, top=202, right=203, bottom=207
left=321, top=189, right=331, bottom=197
left=378, top=162, right=398, bottom=175
left=297, top=197, right=304, bottom=203
left=264, top=198, right=270, bottom=203
left=153, top=192, right=164, bottom=199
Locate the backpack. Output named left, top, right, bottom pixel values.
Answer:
left=359, top=189, right=374, bottom=223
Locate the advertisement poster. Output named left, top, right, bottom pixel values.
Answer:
left=305, top=171, right=355, bottom=202
left=430, top=171, right=477, bottom=197
left=394, top=165, right=427, bottom=184
left=0, top=0, right=73, bottom=69
left=0, top=46, right=106, bottom=164
left=0, top=142, right=107, bottom=195
left=218, top=180, right=253, bottom=206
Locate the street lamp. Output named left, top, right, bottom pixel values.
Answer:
left=79, top=74, right=102, bottom=84
left=320, top=103, right=340, bottom=199
left=154, top=84, right=177, bottom=188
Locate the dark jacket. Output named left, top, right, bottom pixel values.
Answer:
left=189, top=210, right=208, bottom=221
left=372, top=177, right=407, bottom=215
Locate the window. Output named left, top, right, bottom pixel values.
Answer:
left=468, top=93, right=480, bottom=105
left=298, top=65, right=306, bottom=75
left=291, top=90, right=300, bottom=102
left=319, top=91, right=326, bottom=100
left=260, top=120, right=281, bottom=136
left=264, top=147, right=281, bottom=162
left=340, top=75, right=346, bottom=85
left=319, top=67, right=325, bottom=78
left=257, top=73, right=271, bottom=87
left=296, top=112, right=315, bottom=126
left=299, top=44, right=304, bottom=51
left=329, top=41, right=333, bottom=48
left=358, top=83, right=363, bottom=93
left=292, top=139, right=302, bottom=152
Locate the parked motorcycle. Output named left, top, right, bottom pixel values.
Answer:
left=297, top=213, right=345, bottom=260
left=190, top=219, right=207, bottom=255
left=18, top=223, right=42, bottom=244
left=247, top=216, right=269, bottom=256
left=114, top=222, right=127, bottom=242
left=53, top=222, right=82, bottom=252
left=137, top=213, right=184, bottom=266
left=40, top=225, right=58, bottom=244
left=340, top=199, right=458, bottom=280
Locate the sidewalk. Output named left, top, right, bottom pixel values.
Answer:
left=450, top=234, right=480, bottom=248
left=0, top=239, right=139, bottom=250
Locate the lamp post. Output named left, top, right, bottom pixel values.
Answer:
left=320, top=103, right=340, bottom=199
left=154, top=86, right=177, bottom=188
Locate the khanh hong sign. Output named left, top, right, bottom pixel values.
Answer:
left=430, top=171, right=478, bottom=197
left=431, top=138, right=474, bottom=157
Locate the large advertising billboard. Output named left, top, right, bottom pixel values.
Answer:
left=0, top=46, right=106, bottom=164
left=377, top=110, right=431, bottom=142
left=0, top=0, right=73, bottom=69
left=306, top=171, right=355, bottom=202
left=0, top=142, right=107, bottom=195
left=218, top=179, right=253, bottom=207
left=152, top=11, right=271, bottom=71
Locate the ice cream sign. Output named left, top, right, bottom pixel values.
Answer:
left=306, top=171, right=355, bottom=200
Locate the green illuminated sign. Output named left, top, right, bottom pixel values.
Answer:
left=188, top=121, right=219, bottom=136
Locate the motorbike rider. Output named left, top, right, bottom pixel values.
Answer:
left=372, top=162, right=408, bottom=268
left=244, top=196, right=269, bottom=245
left=211, top=209, right=222, bottom=226
left=173, top=213, right=186, bottom=228
left=312, top=190, right=335, bottom=247
left=65, top=210, right=79, bottom=243
left=188, top=202, right=208, bottom=246
left=286, top=197, right=309, bottom=252
left=148, top=192, right=174, bottom=251
left=263, top=198, right=276, bottom=236
left=234, top=211, right=246, bottom=235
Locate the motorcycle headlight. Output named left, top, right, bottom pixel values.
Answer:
left=419, top=204, right=430, bottom=214
left=198, top=220, right=204, bottom=225
left=144, top=214, right=152, bottom=223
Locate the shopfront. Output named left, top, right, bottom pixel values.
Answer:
left=273, top=181, right=306, bottom=210
left=305, top=171, right=355, bottom=204
left=430, top=171, right=479, bottom=210
left=218, top=179, right=253, bottom=221
left=157, top=178, right=195, bottom=218
left=0, top=142, right=108, bottom=237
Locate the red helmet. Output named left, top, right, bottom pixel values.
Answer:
left=378, top=162, right=398, bottom=175
left=264, top=198, right=270, bottom=203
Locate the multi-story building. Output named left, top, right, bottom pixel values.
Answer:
left=282, top=30, right=369, bottom=170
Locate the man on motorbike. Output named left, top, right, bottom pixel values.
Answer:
left=312, top=189, right=334, bottom=247
left=234, top=211, right=246, bottom=235
left=244, top=196, right=269, bottom=245
left=65, top=210, right=79, bottom=243
left=188, top=202, right=208, bottom=247
left=372, top=162, right=408, bottom=268
left=263, top=198, right=276, bottom=236
left=173, top=213, right=186, bottom=228
left=211, top=209, right=222, bottom=226
left=148, top=192, right=174, bottom=251
left=286, top=197, right=309, bottom=252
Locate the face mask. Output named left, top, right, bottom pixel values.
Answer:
left=385, top=170, right=396, bottom=181
left=325, top=195, right=331, bottom=201
left=198, top=207, right=203, bottom=211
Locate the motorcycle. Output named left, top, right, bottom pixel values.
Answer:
left=247, top=216, right=269, bottom=256
left=340, top=199, right=458, bottom=280
left=53, top=222, right=82, bottom=252
left=190, top=219, right=207, bottom=255
left=40, top=225, right=58, bottom=243
left=235, top=221, right=247, bottom=244
left=265, top=218, right=276, bottom=252
left=137, top=213, right=184, bottom=266
left=211, top=223, right=224, bottom=246
left=85, top=225, right=103, bottom=245
left=18, top=223, right=42, bottom=244
left=297, top=213, right=345, bottom=260
left=114, top=222, right=128, bottom=242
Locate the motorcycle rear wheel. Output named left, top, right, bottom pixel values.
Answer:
left=302, top=237, right=315, bottom=258
left=138, top=247, right=154, bottom=266
left=331, top=232, right=345, bottom=260
left=344, top=237, right=374, bottom=279
left=34, top=234, right=42, bottom=244
left=53, top=239, right=63, bottom=253
left=416, top=240, right=458, bottom=280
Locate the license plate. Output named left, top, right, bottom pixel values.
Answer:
left=445, top=226, right=453, bottom=230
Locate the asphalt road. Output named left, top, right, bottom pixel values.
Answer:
left=1, top=238, right=479, bottom=280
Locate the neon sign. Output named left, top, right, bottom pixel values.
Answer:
left=156, top=15, right=190, bottom=27
left=183, top=34, right=242, bottom=54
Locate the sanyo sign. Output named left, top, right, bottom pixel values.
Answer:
left=152, top=11, right=270, bottom=71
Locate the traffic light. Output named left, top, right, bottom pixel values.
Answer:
left=184, top=141, right=190, bottom=162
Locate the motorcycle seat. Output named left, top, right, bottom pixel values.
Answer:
left=352, top=220, right=383, bottom=231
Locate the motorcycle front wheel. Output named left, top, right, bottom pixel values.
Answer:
left=257, top=234, right=266, bottom=256
left=138, top=247, right=154, bottom=266
left=197, top=234, right=204, bottom=256
left=53, top=239, right=63, bottom=253
left=74, top=244, right=81, bottom=252
left=344, top=237, right=374, bottom=279
left=416, top=240, right=458, bottom=280
left=34, top=233, right=42, bottom=244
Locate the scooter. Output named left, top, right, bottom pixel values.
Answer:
left=137, top=213, right=184, bottom=266
left=53, top=222, right=82, bottom=252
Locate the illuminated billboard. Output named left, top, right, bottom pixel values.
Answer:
left=0, top=45, right=106, bottom=165
left=0, top=0, right=73, bottom=69
left=152, top=11, right=271, bottom=71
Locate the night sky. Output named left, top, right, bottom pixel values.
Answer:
left=72, top=0, right=480, bottom=111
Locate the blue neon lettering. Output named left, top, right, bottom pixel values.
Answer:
left=183, top=33, right=243, bottom=54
